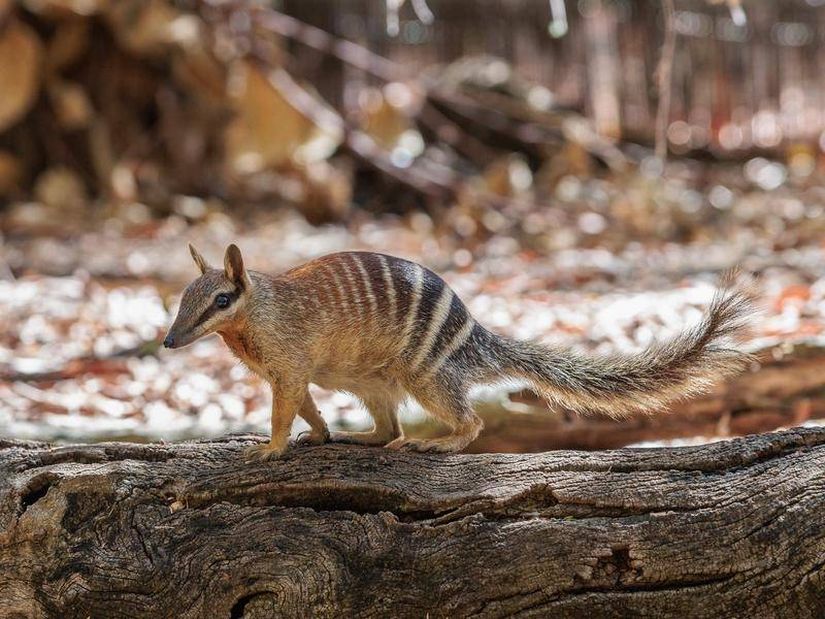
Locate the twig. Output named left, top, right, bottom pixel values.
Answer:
left=654, top=0, right=676, bottom=165
left=416, top=101, right=502, bottom=169
left=251, top=7, right=403, bottom=82
left=0, top=340, right=161, bottom=383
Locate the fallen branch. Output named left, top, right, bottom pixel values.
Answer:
left=1, top=428, right=823, bottom=617
left=249, top=6, right=627, bottom=176
left=0, top=340, right=160, bottom=383
left=251, top=7, right=402, bottom=82
left=240, top=55, right=459, bottom=205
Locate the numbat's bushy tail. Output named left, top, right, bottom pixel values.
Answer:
left=474, top=270, right=757, bottom=417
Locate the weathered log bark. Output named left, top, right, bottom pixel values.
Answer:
left=1, top=428, right=823, bottom=618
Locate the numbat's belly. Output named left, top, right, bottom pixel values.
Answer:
left=312, top=358, right=398, bottom=393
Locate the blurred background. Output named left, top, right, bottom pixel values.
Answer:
left=1, top=0, right=824, bottom=451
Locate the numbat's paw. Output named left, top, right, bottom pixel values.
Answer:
left=244, top=441, right=288, bottom=462
left=295, top=428, right=330, bottom=447
left=384, top=438, right=454, bottom=453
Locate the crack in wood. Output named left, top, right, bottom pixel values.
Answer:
left=17, top=472, right=59, bottom=516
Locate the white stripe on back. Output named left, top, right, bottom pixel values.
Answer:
left=377, top=254, right=397, bottom=322
left=400, top=264, right=424, bottom=353
left=325, top=264, right=350, bottom=312
left=353, top=254, right=378, bottom=316
left=338, top=258, right=362, bottom=316
left=420, top=314, right=475, bottom=379
left=409, top=285, right=454, bottom=372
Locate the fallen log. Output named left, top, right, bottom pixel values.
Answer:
left=1, top=428, right=823, bottom=618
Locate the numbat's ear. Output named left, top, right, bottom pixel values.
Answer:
left=188, top=243, right=211, bottom=274
left=224, top=243, right=251, bottom=289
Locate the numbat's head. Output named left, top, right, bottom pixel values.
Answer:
left=163, top=243, right=252, bottom=349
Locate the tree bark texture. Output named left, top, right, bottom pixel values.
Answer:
left=0, top=428, right=823, bottom=618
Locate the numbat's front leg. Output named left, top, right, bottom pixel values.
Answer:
left=244, top=381, right=306, bottom=462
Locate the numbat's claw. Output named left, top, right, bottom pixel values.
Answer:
left=295, top=429, right=329, bottom=446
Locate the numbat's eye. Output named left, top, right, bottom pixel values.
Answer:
left=215, top=293, right=231, bottom=309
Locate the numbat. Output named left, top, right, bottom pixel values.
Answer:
left=164, top=244, right=755, bottom=461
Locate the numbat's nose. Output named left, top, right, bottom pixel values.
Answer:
left=163, top=335, right=175, bottom=348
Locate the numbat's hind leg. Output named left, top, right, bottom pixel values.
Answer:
left=295, top=390, right=330, bottom=446
left=386, top=377, right=482, bottom=453
left=330, top=388, right=403, bottom=446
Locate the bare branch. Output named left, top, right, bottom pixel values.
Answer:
left=655, top=0, right=676, bottom=164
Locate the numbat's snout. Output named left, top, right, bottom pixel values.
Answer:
left=165, top=243, right=757, bottom=462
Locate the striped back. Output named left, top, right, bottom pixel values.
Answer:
left=292, top=252, right=476, bottom=376
left=388, top=256, right=475, bottom=377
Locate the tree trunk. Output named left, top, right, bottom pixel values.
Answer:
left=1, top=428, right=823, bottom=618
